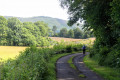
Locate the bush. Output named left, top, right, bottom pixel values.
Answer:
left=0, top=43, right=84, bottom=80
left=89, top=38, right=120, bottom=68
left=0, top=46, right=49, bottom=80
left=66, top=45, right=73, bottom=53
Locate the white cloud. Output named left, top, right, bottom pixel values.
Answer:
left=0, top=0, right=69, bottom=20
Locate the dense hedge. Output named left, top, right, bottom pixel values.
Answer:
left=90, top=39, right=120, bottom=68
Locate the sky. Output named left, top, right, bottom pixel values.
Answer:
left=0, top=0, right=69, bottom=20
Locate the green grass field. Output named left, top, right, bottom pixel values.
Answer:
left=0, top=46, right=27, bottom=60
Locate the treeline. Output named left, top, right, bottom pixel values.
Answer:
left=0, top=16, right=52, bottom=47
left=52, top=26, right=93, bottom=39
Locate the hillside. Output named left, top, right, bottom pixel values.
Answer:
left=4, top=16, right=82, bottom=31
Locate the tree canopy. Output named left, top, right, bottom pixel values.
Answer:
left=59, top=28, right=68, bottom=37
left=59, top=0, right=120, bottom=67
left=0, top=16, right=52, bottom=47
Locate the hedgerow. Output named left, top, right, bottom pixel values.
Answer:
left=0, top=43, right=83, bottom=80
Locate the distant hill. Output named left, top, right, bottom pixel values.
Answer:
left=4, top=16, right=82, bottom=31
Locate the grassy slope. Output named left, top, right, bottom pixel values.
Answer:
left=84, top=55, right=120, bottom=80
left=4, top=16, right=78, bottom=31
left=0, top=46, right=27, bottom=60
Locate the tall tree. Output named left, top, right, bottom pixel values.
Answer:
left=68, top=29, right=74, bottom=38
left=34, top=21, right=49, bottom=37
left=52, top=25, right=57, bottom=36
left=59, top=0, right=115, bottom=45
left=59, top=28, right=68, bottom=37
left=0, top=16, right=8, bottom=45
left=73, top=28, right=83, bottom=39
left=59, top=0, right=120, bottom=66
left=7, top=17, right=23, bottom=46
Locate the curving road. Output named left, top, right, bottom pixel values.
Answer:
left=56, top=53, right=104, bottom=80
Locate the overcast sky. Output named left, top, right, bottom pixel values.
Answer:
left=0, top=0, right=69, bottom=20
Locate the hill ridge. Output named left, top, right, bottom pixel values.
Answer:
left=4, top=16, right=82, bottom=31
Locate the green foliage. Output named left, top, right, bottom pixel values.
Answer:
left=78, top=74, right=86, bottom=78
left=0, top=16, right=8, bottom=45
left=73, top=27, right=83, bottom=39
left=68, top=29, right=74, bottom=38
left=34, top=21, right=49, bottom=37
left=7, top=17, right=24, bottom=46
left=0, top=43, right=83, bottom=80
left=82, top=31, right=93, bottom=39
left=60, top=0, right=120, bottom=68
left=52, top=25, right=57, bottom=36
left=0, top=46, right=49, bottom=80
left=59, top=28, right=68, bottom=37
left=66, top=45, right=72, bottom=53
left=56, top=27, right=92, bottom=39
left=0, top=16, right=53, bottom=47
left=53, top=41, right=83, bottom=54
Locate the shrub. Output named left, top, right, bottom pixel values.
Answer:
left=66, top=45, right=73, bottom=53
left=0, top=43, right=84, bottom=79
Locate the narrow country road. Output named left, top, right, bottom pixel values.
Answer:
left=56, top=53, right=104, bottom=80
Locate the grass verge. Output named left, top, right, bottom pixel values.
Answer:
left=78, top=74, right=86, bottom=78
left=67, top=56, right=77, bottom=70
left=83, top=55, right=120, bottom=80
left=46, top=53, right=72, bottom=80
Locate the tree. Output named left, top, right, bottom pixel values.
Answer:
left=23, top=22, right=41, bottom=38
left=82, top=31, right=93, bottom=39
left=59, top=28, right=68, bottom=37
left=59, top=0, right=116, bottom=45
left=0, top=16, right=52, bottom=47
left=7, top=17, right=23, bottom=46
left=0, top=16, right=8, bottom=45
left=110, top=0, right=120, bottom=41
left=34, top=21, right=49, bottom=37
left=52, top=25, right=57, bottom=36
left=59, top=0, right=120, bottom=67
left=73, top=28, right=83, bottom=39
left=48, top=28, right=53, bottom=37
left=68, top=29, right=74, bottom=38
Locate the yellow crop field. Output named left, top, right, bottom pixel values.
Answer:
left=0, top=46, right=27, bottom=60
left=49, top=37, right=95, bottom=46
left=49, top=37, right=95, bottom=42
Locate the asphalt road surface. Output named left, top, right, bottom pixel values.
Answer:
left=56, top=53, right=104, bottom=80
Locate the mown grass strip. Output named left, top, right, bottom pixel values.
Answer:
left=67, top=56, right=77, bottom=70
left=46, top=53, right=72, bottom=80
left=83, top=55, right=120, bottom=80
left=78, top=74, right=86, bottom=78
